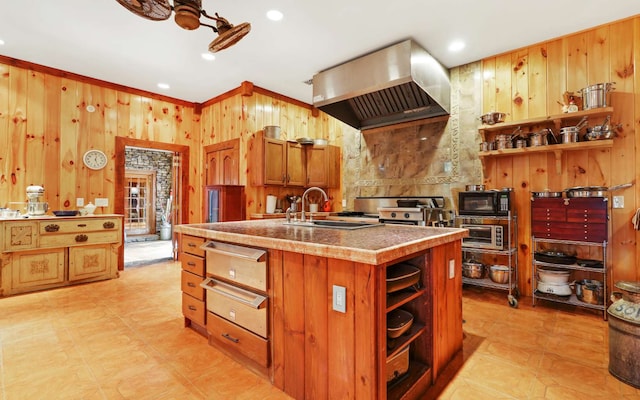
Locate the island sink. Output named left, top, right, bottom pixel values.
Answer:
left=283, top=220, right=384, bottom=229
left=283, top=220, right=382, bottom=230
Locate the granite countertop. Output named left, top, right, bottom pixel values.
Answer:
left=175, top=219, right=467, bottom=265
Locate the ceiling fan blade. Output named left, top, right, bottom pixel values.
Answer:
left=208, top=22, right=251, bottom=53
left=115, top=0, right=172, bottom=21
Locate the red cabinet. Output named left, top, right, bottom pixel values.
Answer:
left=531, top=197, right=608, bottom=242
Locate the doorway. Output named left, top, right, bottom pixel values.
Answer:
left=115, top=137, right=190, bottom=270
left=124, top=170, right=156, bottom=237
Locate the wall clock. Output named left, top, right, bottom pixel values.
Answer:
left=83, top=150, right=108, bottom=170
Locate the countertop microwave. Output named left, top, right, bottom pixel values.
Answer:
left=458, top=190, right=512, bottom=217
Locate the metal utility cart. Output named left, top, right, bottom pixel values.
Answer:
left=457, top=213, right=519, bottom=307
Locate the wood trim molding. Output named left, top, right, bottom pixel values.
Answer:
left=0, top=55, right=198, bottom=108
left=200, top=80, right=316, bottom=113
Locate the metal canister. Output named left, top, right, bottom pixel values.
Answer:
left=608, top=281, right=640, bottom=388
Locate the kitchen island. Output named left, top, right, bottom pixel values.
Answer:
left=175, top=219, right=466, bottom=400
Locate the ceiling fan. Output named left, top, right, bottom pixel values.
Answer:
left=115, top=0, right=251, bottom=53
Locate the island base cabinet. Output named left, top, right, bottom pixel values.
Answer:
left=10, top=249, right=65, bottom=294
left=68, top=245, right=113, bottom=281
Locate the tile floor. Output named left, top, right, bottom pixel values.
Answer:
left=1, top=252, right=639, bottom=399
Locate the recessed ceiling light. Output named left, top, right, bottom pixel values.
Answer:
left=266, top=9, right=283, bottom=21
left=157, top=83, right=170, bottom=90
left=201, top=53, right=215, bottom=61
left=448, top=40, right=465, bottom=52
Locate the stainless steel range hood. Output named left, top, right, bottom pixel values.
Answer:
left=312, top=40, right=450, bottom=131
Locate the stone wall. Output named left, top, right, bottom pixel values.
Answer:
left=124, top=148, right=173, bottom=232
left=341, top=62, right=482, bottom=211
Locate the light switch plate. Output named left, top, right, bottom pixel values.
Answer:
left=94, top=198, right=109, bottom=207
left=333, top=285, right=346, bottom=313
left=449, top=259, right=455, bottom=279
left=76, top=198, right=84, bottom=207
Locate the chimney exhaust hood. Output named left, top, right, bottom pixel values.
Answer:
left=312, top=40, right=450, bottom=131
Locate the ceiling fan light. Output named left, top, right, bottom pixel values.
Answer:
left=208, top=22, right=251, bottom=53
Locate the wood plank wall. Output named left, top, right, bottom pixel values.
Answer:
left=199, top=88, right=350, bottom=219
left=0, top=60, right=200, bottom=221
left=481, top=16, right=640, bottom=295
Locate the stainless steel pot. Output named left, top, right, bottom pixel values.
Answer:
left=479, top=112, right=507, bottom=125
left=494, top=134, right=514, bottom=149
left=479, top=141, right=494, bottom=152
left=465, top=184, right=485, bottom=191
left=489, top=265, right=511, bottom=284
left=514, top=136, right=528, bottom=148
left=565, top=183, right=632, bottom=198
left=576, top=279, right=603, bottom=304
left=560, top=127, right=580, bottom=143
left=581, top=82, right=615, bottom=110
left=529, top=129, right=556, bottom=147
left=462, top=259, right=484, bottom=279
left=532, top=190, right=563, bottom=198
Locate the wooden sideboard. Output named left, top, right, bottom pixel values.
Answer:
left=0, top=215, right=123, bottom=296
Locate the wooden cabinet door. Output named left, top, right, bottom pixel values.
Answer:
left=305, top=146, right=327, bottom=187
left=205, top=139, right=240, bottom=185
left=11, top=249, right=65, bottom=291
left=68, top=245, right=110, bottom=281
left=207, top=148, right=239, bottom=185
left=220, top=148, right=239, bottom=185
left=264, top=138, right=287, bottom=185
left=286, top=142, right=305, bottom=187
left=326, top=145, right=341, bottom=188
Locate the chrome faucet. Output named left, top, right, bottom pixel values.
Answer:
left=300, top=187, right=328, bottom=222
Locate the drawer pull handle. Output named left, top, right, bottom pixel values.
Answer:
left=103, top=221, right=115, bottom=229
left=188, top=305, right=197, bottom=311
left=222, top=333, right=239, bottom=343
left=187, top=282, right=196, bottom=287
left=75, top=234, right=88, bottom=242
left=77, top=224, right=87, bottom=227
left=200, top=277, right=267, bottom=308
left=187, top=262, right=196, bottom=267
left=188, top=243, right=196, bottom=248
left=44, top=224, right=60, bottom=232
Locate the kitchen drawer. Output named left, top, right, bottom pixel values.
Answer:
left=207, top=312, right=269, bottom=368
left=181, top=235, right=206, bottom=257
left=566, top=208, right=607, bottom=223
left=181, top=270, right=204, bottom=300
left=182, top=292, right=206, bottom=326
left=534, top=223, right=607, bottom=242
left=39, top=230, right=120, bottom=248
left=39, top=218, right=120, bottom=234
left=531, top=207, right=566, bottom=222
left=3, top=221, right=38, bottom=251
left=203, top=241, right=267, bottom=291
left=202, top=277, right=268, bottom=338
left=181, top=252, right=205, bottom=276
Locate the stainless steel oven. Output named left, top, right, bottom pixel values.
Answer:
left=460, top=224, right=505, bottom=250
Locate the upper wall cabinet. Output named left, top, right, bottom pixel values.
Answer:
left=249, top=133, right=340, bottom=188
left=205, top=139, right=240, bottom=186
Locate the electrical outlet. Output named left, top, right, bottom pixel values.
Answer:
left=333, top=285, right=346, bottom=313
left=613, top=196, right=624, bottom=209
left=94, top=198, right=109, bottom=207
left=444, top=161, right=452, bottom=173
left=76, top=198, right=84, bottom=207
left=449, top=259, right=455, bottom=279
